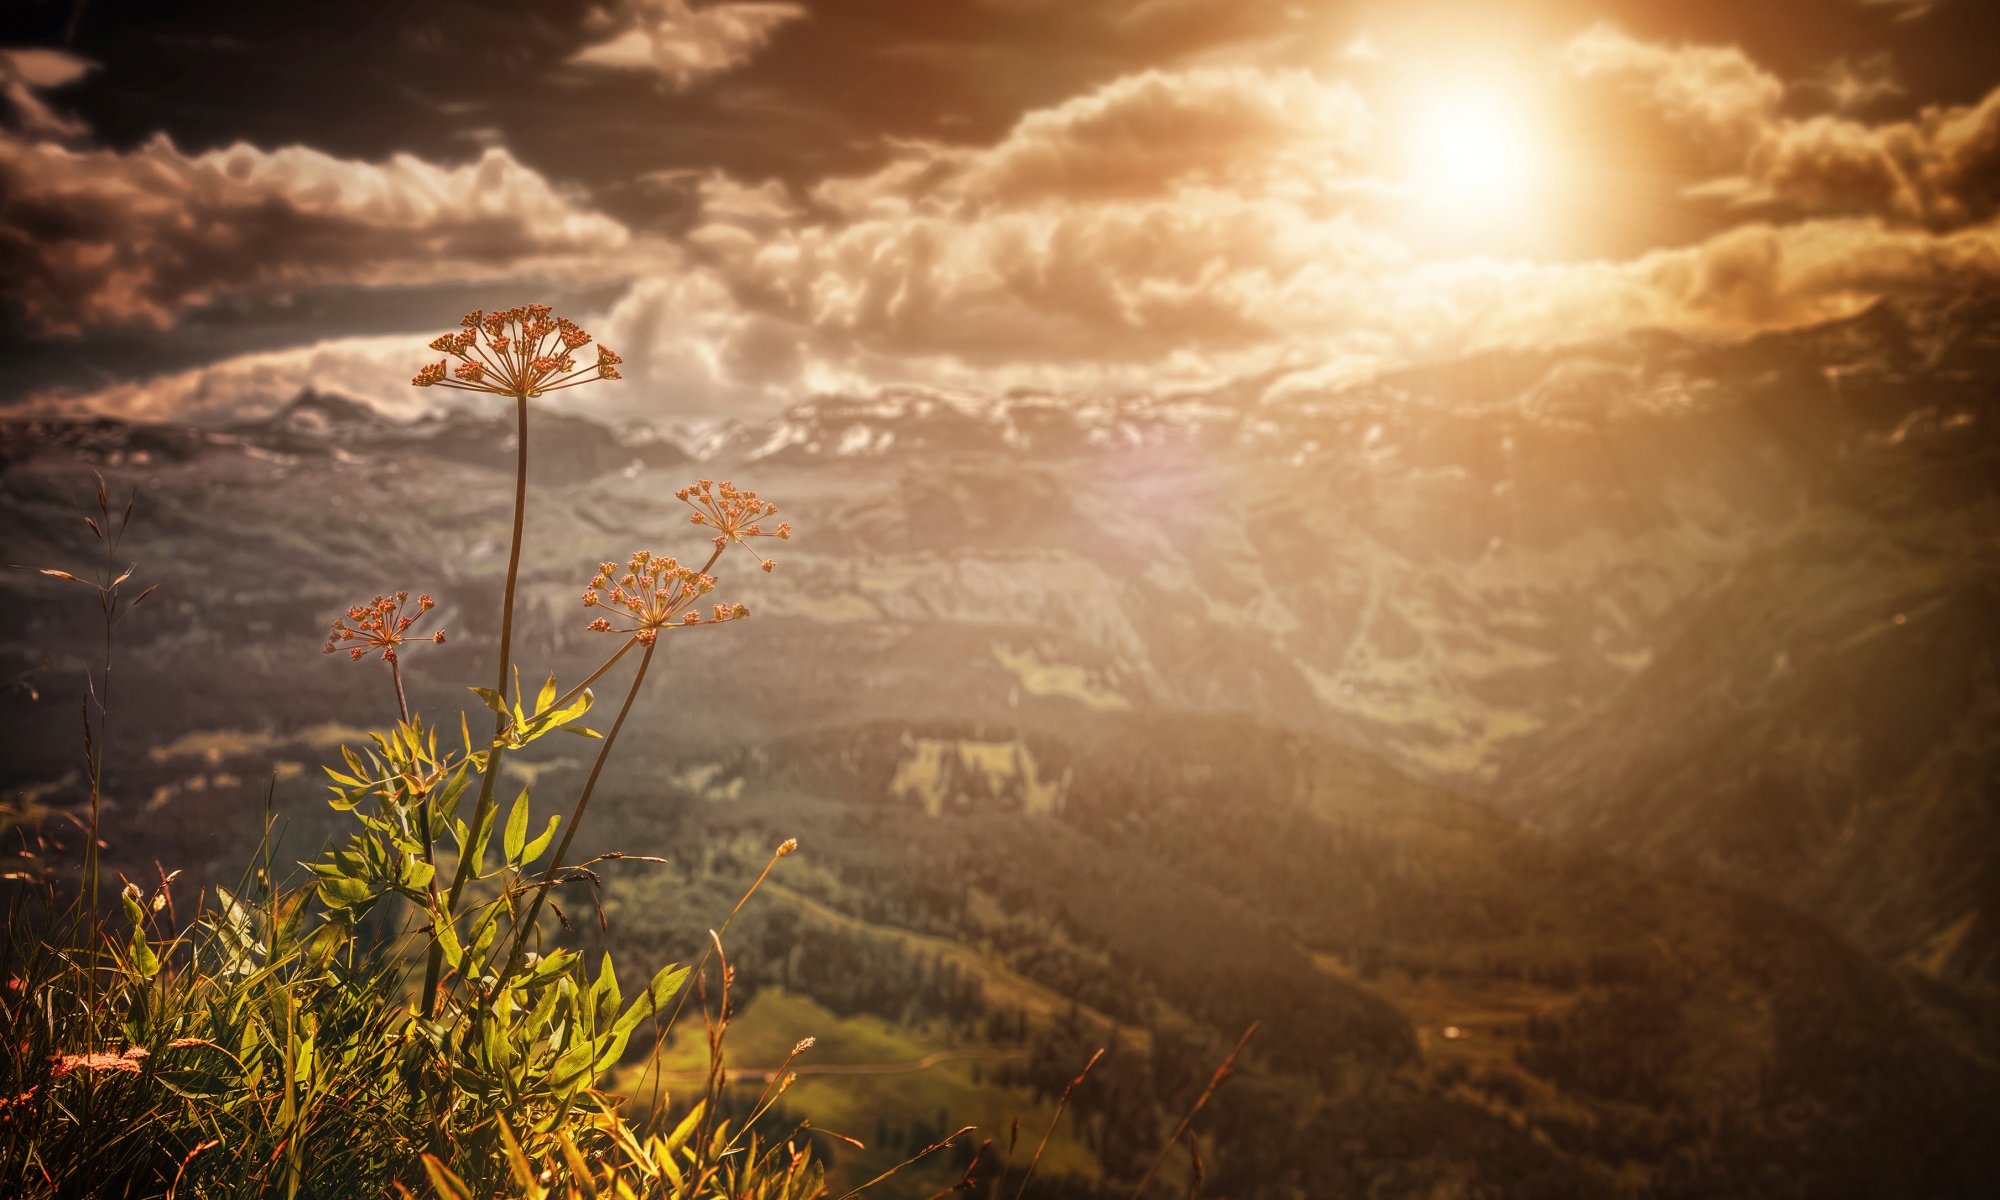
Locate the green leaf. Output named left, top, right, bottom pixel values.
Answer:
left=469, top=686, right=508, bottom=715
left=665, top=1099, right=706, bottom=1154
left=551, top=1038, right=595, bottom=1091
left=536, top=673, right=558, bottom=716
left=437, top=763, right=471, bottom=822
left=504, top=788, right=530, bottom=863
left=434, top=914, right=463, bottom=972
left=592, top=1027, right=632, bottom=1075
left=592, top=952, right=621, bottom=1020
left=523, top=948, right=576, bottom=990
left=468, top=802, right=498, bottom=880
left=521, top=815, right=559, bottom=866
left=127, top=927, right=160, bottom=978
left=612, top=964, right=690, bottom=1038
left=316, top=875, right=373, bottom=908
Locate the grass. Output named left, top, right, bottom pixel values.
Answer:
left=632, top=988, right=1101, bottom=1190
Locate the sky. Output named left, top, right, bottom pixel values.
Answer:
left=2, top=0, right=1999, bottom=427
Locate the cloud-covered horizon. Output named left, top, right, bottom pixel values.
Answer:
left=5, top=2, right=2000, bottom=427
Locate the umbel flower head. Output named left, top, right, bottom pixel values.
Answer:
left=581, top=551, right=749, bottom=646
left=679, top=479, right=790, bottom=572
left=410, top=304, right=622, bottom=397
left=323, top=591, right=445, bottom=662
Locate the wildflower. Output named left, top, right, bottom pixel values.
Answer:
left=777, top=837, right=799, bottom=857
left=676, top=480, right=789, bottom=571
left=410, top=304, right=621, bottom=399
left=578, top=550, right=749, bottom=640
left=323, top=592, right=445, bottom=663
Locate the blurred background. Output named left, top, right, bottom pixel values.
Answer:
left=3, top=2, right=1998, bottom=1195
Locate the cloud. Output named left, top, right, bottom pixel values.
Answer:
left=1565, top=28, right=2000, bottom=231
left=1739, top=89, right=2000, bottom=227
left=23, top=333, right=421, bottom=425
left=1800, top=54, right=1904, bottom=113
left=31, top=39, right=2000, bottom=428
left=649, top=56, right=2000, bottom=407
left=662, top=66, right=1394, bottom=378
left=568, top=0, right=805, bottom=89
left=807, top=67, right=1371, bottom=216
left=0, top=132, right=647, bottom=335
left=1560, top=25, right=1784, bottom=156
left=1413, top=218, right=2000, bottom=352
left=948, top=67, right=1371, bottom=206
left=0, top=47, right=95, bottom=141
left=30, top=271, right=823, bottom=426
left=592, top=270, right=821, bottom=417
left=1857, top=0, right=1942, bottom=22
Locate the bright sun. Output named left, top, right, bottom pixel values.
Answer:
left=1399, top=84, right=1549, bottom=241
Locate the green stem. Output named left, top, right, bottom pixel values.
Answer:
left=422, top=391, right=530, bottom=1017
left=501, top=639, right=655, bottom=978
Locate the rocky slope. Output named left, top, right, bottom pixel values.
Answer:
left=2, top=291, right=1995, bottom=991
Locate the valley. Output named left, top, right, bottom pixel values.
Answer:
left=3, top=292, right=1997, bottom=1196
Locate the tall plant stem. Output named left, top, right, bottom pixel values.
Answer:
left=422, top=391, right=530, bottom=1017
left=80, top=503, right=119, bottom=1052
left=388, top=657, right=411, bottom=725
left=500, top=639, right=655, bottom=978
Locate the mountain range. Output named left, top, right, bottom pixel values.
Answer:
left=2, top=290, right=1996, bottom=1195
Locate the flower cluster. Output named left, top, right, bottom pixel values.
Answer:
left=323, top=592, right=445, bottom=662
left=678, top=479, right=790, bottom=572
left=410, top=305, right=622, bottom=397
left=581, top=551, right=748, bottom=646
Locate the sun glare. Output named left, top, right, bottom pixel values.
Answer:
left=1398, top=82, right=1550, bottom=244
